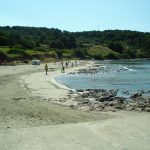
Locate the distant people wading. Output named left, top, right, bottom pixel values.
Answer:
left=61, top=61, right=63, bottom=67
left=71, top=62, right=74, bottom=68
left=61, top=66, right=65, bottom=73
left=75, top=60, right=77, bottom=67
left=65, top=61, right=68, bottom=68
left=45, top=64, right=48, bottom=75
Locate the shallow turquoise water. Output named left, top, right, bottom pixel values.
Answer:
left=55, top=60, right=150, bottom=96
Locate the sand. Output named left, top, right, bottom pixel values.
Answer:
left=0, top=61, right=150, bottom=150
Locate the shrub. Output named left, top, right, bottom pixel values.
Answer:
left=56, top=50, right=63, bottom=59
left=105, top=52, right=120, bottom=59
left=93, top=53, right=104, bottom=60
left=108, top=42, right=123, bottom=53
left=122, top=49, right=137, bottom=59
left=0, top=51, right=8, bottom=61
left=7, top=49, right=32, bottom=59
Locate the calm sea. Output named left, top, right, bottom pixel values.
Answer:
left=55, top=60, right=150, bottom=97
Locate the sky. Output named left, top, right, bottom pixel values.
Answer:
left=0, top=0, right=150, bottom=32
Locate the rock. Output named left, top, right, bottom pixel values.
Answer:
left=88, top=98, right=96, bottom=102
left=107, top=101, right=115, bottom=106
left=138, top=102, right=146, bottom=109
left=123, top=99, right=132, bottom=104
left=97, top=95, right=114, bottom=102
left=69, top=87, right=150, bottom=112
left=42, top=98, right=47, bottom=101
left=126, top=107, right=133, bottom=111
left=145, top=90, right=150, bottom=94
left=81, top=98, right=90, bottom=104
left=97, top=107, right=105, bottom=111
left=81, top=93, right=88, bottom=98
left=69, top=105, right=78, bottom=110
left=78, top=106, right=89, bottom=111
left=145, top=107, right=150, bottom=112
left=75, top=97, right=84, bottom=102
left=126, top=102, right=138, bottom=111
left=94, top=93, right=103, bottom=98
left=135, top=108, right=142, bottom=112
left=86, top=89, right=94, bottom=92
left=97, top=96, right=108, bottom=102
left=97, top=89, right=107, bottom=93
left=122, top=90, right=130, bottom=95
left=58, top=99, right=66, bottom=102
left=130, top=92, right=143, bottom=99
left=89, top=103, right=100, bottom=111
left=114, top=104, right=125, bottom=110
left=69, top=89, right=76, bottom=94
left=12, top=97, right=25, bottom=101
left=104, top=106, right=116, bottom=112
left=112, top=97, right=126, bottom=103
left=76, top=89, right=84, bottom=92
left=89, top=105, right=95, bottom=111
left=109, top=89, right=118, bottom=97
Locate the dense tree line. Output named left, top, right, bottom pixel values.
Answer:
left=74, top=30, right=150, bottom=58
left=0, top=26, right=150, bottom=61
left=73, top=30, right=150, bottom=50
left=0, top=26, right=76, bottom=49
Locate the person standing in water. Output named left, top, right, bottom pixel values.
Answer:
left=71, top=62, right=74, bottom=68
left=45, top=64, right=48, bottom=75
left=75, top=60, right=77, bottom=67
left=65, top=61, right=68, bottom=68
left=61, top=61, right=63, bottom=68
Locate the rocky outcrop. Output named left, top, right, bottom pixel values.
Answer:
left=130, top=91, right=144, bottom=99
left=69, top=89, right=150, bottom=112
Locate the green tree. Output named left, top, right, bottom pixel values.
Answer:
left=106, top=52, right=120, bottom=59
left=108, top=42, right=123, bottom=53
left=122, top=49, right=137, bottom=59
left=67, top=35, right=76, bottom=48
left=74, top=49, right=87, bottom=59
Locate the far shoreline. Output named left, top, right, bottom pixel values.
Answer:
left=0, top=57, right=150, bottom=66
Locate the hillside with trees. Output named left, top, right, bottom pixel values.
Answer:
left=0, top=26, right=150, bottom=63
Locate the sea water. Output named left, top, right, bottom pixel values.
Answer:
left=55, top=59, right=150, bottom=97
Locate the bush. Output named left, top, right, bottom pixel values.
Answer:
left=93, top=53, right=104, bottom=60
left=105, top=52, right=120, bottom=59
left=7, top=49, right=32, bottom=59
left=108, top=42, right=123, bottom=53
left=56, top=50, right=63, bottom=59
left=0, top=51, right=8, bottom=61
left=7, top=48, right=23, bottom=54
left=74, top=49, right=88, bottom=59
left=122, top=49, right=137, bottom=59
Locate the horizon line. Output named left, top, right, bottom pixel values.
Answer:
left=0, top=25, right=149, bottom=33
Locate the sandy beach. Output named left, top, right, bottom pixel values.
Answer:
left=19, top=61, right=93, bottom=100
left=0, top=61, right=150, bottom=150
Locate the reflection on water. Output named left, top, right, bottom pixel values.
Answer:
left=55, top=59, right=150, bottom=97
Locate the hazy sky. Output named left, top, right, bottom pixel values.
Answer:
left=0, top=0, right=150, bottom=32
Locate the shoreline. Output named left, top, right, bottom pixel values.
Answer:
left=19, top=60, right=150, bottom=112
left=0, top=58, right=149, bottom=65
left=52, top=61, right=95, bottom=90
left=47, top=60, right=150, bottom=112
left=19, top=60, right=94, bottom=100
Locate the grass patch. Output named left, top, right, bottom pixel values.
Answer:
left=87, top=45, right=120, bottom=59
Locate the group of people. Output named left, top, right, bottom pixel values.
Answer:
left=61, top=60, right=78, bottom=73
left=44, top=60, right=78, bottom=75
